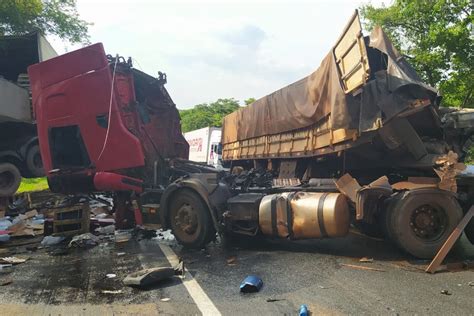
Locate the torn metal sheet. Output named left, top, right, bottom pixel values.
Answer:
left=434, top=151, right=466, bottom=192
left=335, top=173, right=361, bottom=203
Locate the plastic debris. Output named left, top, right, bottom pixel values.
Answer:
left=0, top=234, right=10, bottom=243
left=115, top=230, right=132, bottom=243
left=0, top=219, right=12, bottom=231
left=299, top=304, right=309, bottom=316
left=117, top=252, right=126, bottom=256
left=41, top=236, right=65, bottom=246
left=160, top=298, right=171, bottom=302
left=469, top=281, right=474, bottom=287
left=106, top=273, right=117, bottom=278
left=440, top=289, right=452, bottom=295
left=240, top=275, right=263, bottom=293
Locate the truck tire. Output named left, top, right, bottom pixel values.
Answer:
left=25, top=145, right=44, bottom=177
left=169, top=189, right=215, bottom=248
left=385, top=189, right=463, bottom=259
left=0, top=163, right=22, bottom=197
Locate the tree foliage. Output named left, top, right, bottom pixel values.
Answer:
left=180, top=98, right=241, bottom=132
left=244, top=97, right=256, bottom=105
left=0, top=0, right=89, bottom=43
left=361, top=0, right=473, bottom=107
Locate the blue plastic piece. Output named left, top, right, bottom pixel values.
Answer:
left=239, top=275, right=263, bottom=293
left=299, top=304, right=309, bottom=316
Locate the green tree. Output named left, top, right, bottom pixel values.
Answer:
left=180, top=98, right=240, bottom=132
left=361, top=0, right=473, bottom=107
left=0, top=0, right=89, bottom=43
left=244, top=97, right=256, bottom=105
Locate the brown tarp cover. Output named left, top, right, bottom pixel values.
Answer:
left=222, top=27, right=437, bottom=144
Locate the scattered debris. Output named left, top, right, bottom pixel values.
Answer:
left=41, top=236, right=65, bottom=246
left=299, top=304, right=309, bottom=316
left=106, top=273, right=117, bottom=279
left=115, top=230, right=132, bottom=244
left=226, top=256, right=237, bottom=265
left=95, top=225, right=115, bottom=235
left=117, top=252, right=126, bottom=256
left=359, top=257, right=374, bottom=263
left=240, top=275, right=263, bottom=293
left=0, top=256, right=27, bottom=264
left=266, top=298, right=284, bottom=302
left=440, top=289, right=452, bottom=295
left=160, top=298, right=171, bottom=302
left=69, top=233, right=99, bottom=248
left=340, top=263, right=385, bottom=272
left=101, top=290, right=122, bottom=294
left=124, top=267, right=176, bottom=288
left=468, top=281, right=474, bottom=287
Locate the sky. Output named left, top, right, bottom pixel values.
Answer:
left=49, top=0, right=388, bottom=109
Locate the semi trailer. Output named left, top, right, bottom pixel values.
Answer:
left=0, top=32, right=55, bottom=196
left=28, top=11, right=474, bottom=258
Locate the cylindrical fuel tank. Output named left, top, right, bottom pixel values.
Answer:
left=259, top=191, right=349, bottom=239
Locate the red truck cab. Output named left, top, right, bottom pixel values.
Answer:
left=28, top=43, right=188, bottom=193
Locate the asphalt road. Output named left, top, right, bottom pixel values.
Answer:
left=0, top=230, right=473, bottom=315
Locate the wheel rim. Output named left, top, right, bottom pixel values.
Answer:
left=0, top=171, right=15, bottom=189
left=409, top=204, right=447, bottom=241
left=172, top=202, right=200, bottom=242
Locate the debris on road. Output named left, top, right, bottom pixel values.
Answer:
left=41, top=236, right=65, bottom=246
left=266, top=298, right=284, bottom=302
left=0, top=256, right=27, bottom=264
left=226, top=256, right=237, bottom=265
left=468, top=281, right=474, bottom=287
left=106, top=273, right=117, bottom=279
left=299, top=304, right=309, bottom=316
left=160, top=297, right=171, bottom=302
left=359, top=257, right=374, bottom=263
left=340, top=263, right=385, bottom=272
left=240, top=275, right=263, bottom=293
left=69, top=233, right=99, bottom=248
left=123, top=267, right=176, bottom=288
left=440, top=289, right=452, bottom=295
left=101, top=290, right=122, bottom=294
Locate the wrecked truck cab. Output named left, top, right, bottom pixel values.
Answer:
left=28, top=43, right=188, bottom=194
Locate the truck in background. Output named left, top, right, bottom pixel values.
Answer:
left=184, top=127, right=222, bottom=168
left=0, top=32, right=55, bottom=196
left=29, top=11, right=474, bottom=259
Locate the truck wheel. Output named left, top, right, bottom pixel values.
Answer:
left=25, top=145, right=44, bottom=177
left=169, top=189, right=215, bottom=248
left=386, top=189, right=463, bottom=259
left=0, top=163, right=22, bottom=197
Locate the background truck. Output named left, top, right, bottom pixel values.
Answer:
left=0, top=32, right=55, bottom=196
left=29, top=11, right=474, bottom=259
left=183, top=126, right=222, bottom=168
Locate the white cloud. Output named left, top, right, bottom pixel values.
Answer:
left=47, top=0, right=389, bottom=108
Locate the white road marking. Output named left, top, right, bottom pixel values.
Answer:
left=159, top=243, right=222, bottom=316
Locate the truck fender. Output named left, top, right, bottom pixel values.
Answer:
left=160, top=178, right=221, bottom=234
